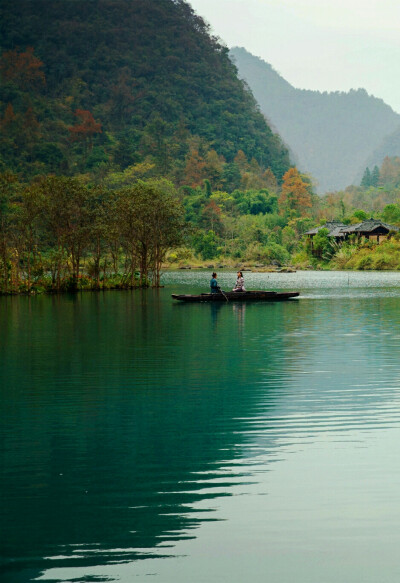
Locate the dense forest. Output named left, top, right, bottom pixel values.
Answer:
left=230, top=47, right=400, bottom=193
left=0, top=0, right=290, bottom=181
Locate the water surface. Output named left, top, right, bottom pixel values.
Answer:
left=2, top=271, right=400, bottom=582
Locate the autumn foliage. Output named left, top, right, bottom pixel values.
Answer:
left=1, top=103, right=16, bottom=129
left=183, top=149, right=206, bottom=187
left=279, top=167, right=312, bottom=214
left=68, top=109, right=102, bottom=148
left=0, top=47, right=46, bottom=88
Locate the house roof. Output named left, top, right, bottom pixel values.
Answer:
left=352, top=219, right=399, bottom=233
left=306, top=218, right=399, bottom=237
left=305, top=221, right=346, bottom=237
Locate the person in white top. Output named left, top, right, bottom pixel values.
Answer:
left=232, top=271, right=245, bottom=292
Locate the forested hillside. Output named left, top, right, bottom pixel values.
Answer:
left=0, top=0, right=290, bottom=183
left=230, top=47, right=400, bottom=193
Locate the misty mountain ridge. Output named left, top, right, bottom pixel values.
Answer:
left=364, top=125, right=400, bottom=174
left=230, top=47, right=400, bottom=193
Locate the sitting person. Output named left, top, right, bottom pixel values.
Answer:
left=210, top=272, right=220, bottom=293
left=232, top=271, right=245, bottom=292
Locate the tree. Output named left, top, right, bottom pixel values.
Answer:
left=116, top=180, right=185, bottom=286
left=38, top=176, right=92, bottom=289
left=380, top=157, right=400, bottom=187
left=0, top=47, right=46, bottom=89
left=351, top=209, right=368, bottom=223
left=234, top=150, right=250, bottom=172
left=233, top=189, right=277, bottom=215
left=193, top=230, right=219, bottom=260
left=183, top=148, right=206, bottom=187
left=361, top=167, right=371, bottom=188
left=0, top=172, right=20, bottom=292
left=147, top=180, right=186, bottom=286
left=203, top=179, right=212, bottom=198
left=17, top=184, right=45, bottom=290
left=282, top=226, right=297, bottom=254
left=264, top=241, right=290, bottom=265
left=32, top=143, right=65, bottom=172
left=105, top=161, right=155, bottom=189
left=202, top=200, right=222, bottom=233
left=108, top=68, right=144, bottom=126
left=103, top=191, right=123, bottom=277
left=262, top=168, right=278, bottom=192
left=112, top=136, right=138, bottom=169
left=142, top=114, right=175, bottom=174
left=371, top=165, right=380, bottom=187
left=23, top=107, right=41, bottom=144
left=381, top=204, right=400, bottom=225
left=86, top=186, right=111, bottom=288
left=312, top=228, right=333, bottom=258
left=279, top=167, right=312, bottom=215
left=204, top=150, right=224, bottom=188
left=222, top=162, right=241, bottom=192
left=1, top=104, right=16, bottom=130
left=69, top=109, right=102, bottom=152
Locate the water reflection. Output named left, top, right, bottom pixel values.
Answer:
left=1, top=293, right=281, bottom=581
left=2, top=280, right=400, bottom=582
left=232, top=302, right=246, bottom=330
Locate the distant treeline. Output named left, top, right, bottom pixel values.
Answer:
left=0, top=174, right=185, bottom=294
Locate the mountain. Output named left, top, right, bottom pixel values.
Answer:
left=364, top=126, right=400, bottom=175
left=0, top=1, right=290, bottom=182
left=230, top=47, right=400, bottom=193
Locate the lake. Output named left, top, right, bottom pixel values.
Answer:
left=2, top=270, right=400, bottom=582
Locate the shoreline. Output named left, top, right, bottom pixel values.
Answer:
left=4, top=265, right=400, bottom=297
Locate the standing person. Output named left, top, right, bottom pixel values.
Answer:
left=210, top=272, right=220, bottom=293
left=232, top=271, right=245, bottom=292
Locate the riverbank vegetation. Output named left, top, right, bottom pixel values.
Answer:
left=0, top=164, right=316, bottom=294
left=4, top=153, right=400, bottom=294
left=0, top=174, right=185, bottom=293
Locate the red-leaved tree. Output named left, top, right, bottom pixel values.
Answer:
left=0, top=47, right=46, bottom=89
left=69, top=109, right=102, bottom=151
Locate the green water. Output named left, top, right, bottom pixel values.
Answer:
left=2, top=271, right=400, bottom=582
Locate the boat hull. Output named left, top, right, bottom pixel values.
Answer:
left=172, top=291, right=299, bottom=302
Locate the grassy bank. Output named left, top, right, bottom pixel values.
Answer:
left=290, top=238, right=400, bottom=271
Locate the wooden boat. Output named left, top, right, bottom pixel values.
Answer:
left=172, top=290, right=299, bottom=302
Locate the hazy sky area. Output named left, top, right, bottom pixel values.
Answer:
left=189, top=0, right=400, bottom=113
